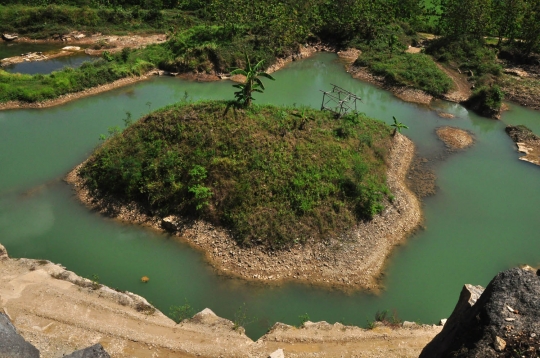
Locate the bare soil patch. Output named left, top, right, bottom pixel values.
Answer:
left=66, top=133, right=422, bottom=292
left=436, top=127, right=475, bottom=150
left=435, top=63, right=473, bottom=103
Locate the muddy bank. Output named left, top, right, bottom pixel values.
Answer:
left=66, top=133, right=421, bottom=292
left=0, top=243, right=442, bottom=357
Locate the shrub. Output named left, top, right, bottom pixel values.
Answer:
left=79, top=102, right=393, bottom=247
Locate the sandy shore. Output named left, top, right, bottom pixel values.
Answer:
left=66, top=132, right=421, bottom=292
left=0, top=243, right=442, bottom=358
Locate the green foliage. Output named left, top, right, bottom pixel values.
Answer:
left=169, top=299, right=195, bottom=323
left=355, top=49, right=453, bottom=96
left=0, top=57, right=154, bottom=103
left=426, top=38, right=502, bottom=78
left=298, top=313, right=310, bottom=327
left=230, top=54, right=275, bottom=107
left=233, top=303, right=256, bottom=331
left=390, top=116, right=409, bottom=136
left=466, top=85, right=504, bottom=117
left=373, top=309, right=402, bottom=327
left=80, top=101, right=393, bottom=247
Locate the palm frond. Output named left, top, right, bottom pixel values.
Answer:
left=257, top=72, right=275, bottom=80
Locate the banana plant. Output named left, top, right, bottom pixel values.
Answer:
left=230, top=54, right=275, bottom=107
left=391, top=116, right=409, bottom=136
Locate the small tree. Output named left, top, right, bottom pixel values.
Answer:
left=230, top=54, right=275, bottom=107
left=391, top=116, right=408, bottom=136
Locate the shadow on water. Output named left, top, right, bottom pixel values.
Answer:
left=0, top=53, right=539, bottom=339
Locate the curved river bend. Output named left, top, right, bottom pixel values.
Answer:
left=0, top=53, right=539, bottom=339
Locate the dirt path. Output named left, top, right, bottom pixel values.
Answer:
left=435, top=63, right=472, bottom=103
left=0, top=244, right=442, bottom=358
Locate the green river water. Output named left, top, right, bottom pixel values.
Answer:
left=0, top=53, right=539, bottom=339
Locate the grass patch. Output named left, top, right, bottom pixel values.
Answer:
left=355, top=50, right=453, bottom=97
left=0, top=25, right=287, bottom=104
left=79, top=101, right=393, bottom=248
left=0, top=56, right=153, bottom=103
left=0, top=4, right=192, bottom=37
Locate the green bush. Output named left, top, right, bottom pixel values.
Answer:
left=466, top=85, right=504, bottom=117
left=355, top=50, right=453, bottom=96
left=79, top=102, right=393, bottom=248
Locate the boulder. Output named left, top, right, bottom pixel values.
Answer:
left=420, top=267, right=540, bottom=357
left=269, top=348, right=284, bottom=358
left=0, top=243, right=8, bottom=260
left=64, top=343, right=110, bottom=358
left=161, top=216, right=178, bottom=231
left=2, top=34, right=18, bottom=41
left=439, top=319, right=447, bottom=326
left=0, top=312, right=40, bottom=358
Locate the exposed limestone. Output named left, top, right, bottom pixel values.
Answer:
left=0, top=245, right=442, bottom=357
left=66, top=133, right=422, bottom=292
left=505, top=125, right=540, bottom=166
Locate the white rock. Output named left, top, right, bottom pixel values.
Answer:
left=494, top=336, right=506, bottom=352
left=269, top=348, right=284, bottom=358
left=439, top=319, right=447, bottom=326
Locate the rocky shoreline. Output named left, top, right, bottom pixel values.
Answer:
left=0, top=243, right=442, bottom=358
left=66, top=132, right=421, bottom=292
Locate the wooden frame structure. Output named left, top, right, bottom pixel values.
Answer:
left=320, top=84, right=362, bottom=118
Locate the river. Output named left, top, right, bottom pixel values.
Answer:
left=0, top=53, right=539, bottom=339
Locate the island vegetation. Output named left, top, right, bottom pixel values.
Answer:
left=78, top=101, right=393, bottom=247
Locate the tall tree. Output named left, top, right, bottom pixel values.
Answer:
left=438, top=0, right=492, bottom=40
left=491, top=0, right=525, bottom=46
left=520, top=0, right=540, bottom=55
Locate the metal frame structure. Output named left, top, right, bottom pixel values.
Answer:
left=320, top=84, right=362, bottom=118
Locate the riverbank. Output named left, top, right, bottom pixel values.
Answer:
left=66, top=131, right=421, bottom=292
left=0, top=73, right=151, bottom=110
left=0, top=243, right=442, bottom=357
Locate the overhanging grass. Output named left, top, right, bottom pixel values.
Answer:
left=355, top=50, right=453, bottom=96
left=79, top=101, right=393, bottom=248
left=0, top=57, right=153, bottom=103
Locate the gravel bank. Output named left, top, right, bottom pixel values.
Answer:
left=66, top=133, right=421, bottom=292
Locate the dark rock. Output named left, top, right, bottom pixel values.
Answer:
left=64, top=343, right=110, bottom=358
left=161, top=216, right=177, bottom=232
left=420, top=267, right=540, bottom=357
left=505, top=125, right=540, bottom=143
left=0, top=312, right=40, bottom=358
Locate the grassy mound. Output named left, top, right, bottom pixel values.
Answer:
left=79, top=101, right=393, bottom=247
left=355, top=50, right=453, bottom=97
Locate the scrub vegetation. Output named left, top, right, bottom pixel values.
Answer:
left=79, top=101, right=393, bottom=247
left=2, top=0, right=540, bottom=114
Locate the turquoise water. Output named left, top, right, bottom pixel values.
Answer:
left=4, top=54, right=95, bottom=74
left=1, top=53, right=539, bottom=339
